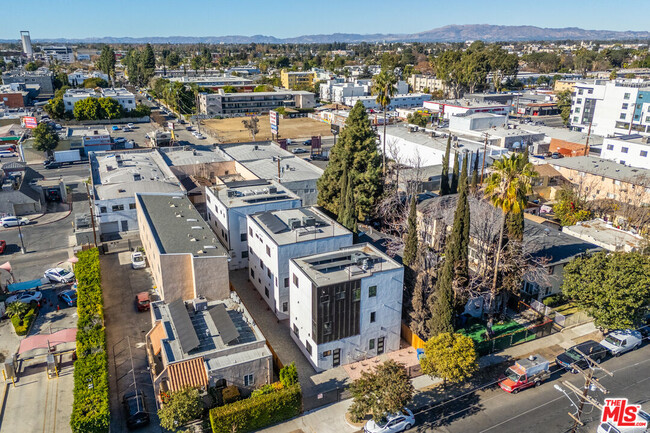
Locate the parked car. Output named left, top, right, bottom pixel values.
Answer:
left=0, top=150, right=16, bottom=158
left=122, top=126, right=131, bottom=132
left=131, top=251, right=146, bottom=269
left=111, top=125, right=120, bottom=131
left=122, top=391, right=150, bottom=429
left=135, top=292, right=151, bottom=312
left=600, top=330, right=643, bottom=356
left=551, top=152, right=563, bottom=159
left=58, top=290, right=78, bottom=307
left=292, top=148, right=308, bottom=154
left=1, top=216, right=29, bottom=227
left=114, top=137, right=126, bottom=144
left=498, top=354, right=550, bottom=394
left=556, top=340, right=608, bottom=372
left=311, top=154, right=329, bottom=161
left=44, top=267, right=75, bottom=283
left=44, top=161, right=62, bottom=169
left=0, top=240, right=6, bottom=254
left=127, top=123, right=135, bottom=129
left=6, top=290, right=43, bottom=305
left=364, top=408, right=415, bottom=433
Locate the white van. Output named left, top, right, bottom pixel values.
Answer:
left=600, top=329, right=643, bottom=356
left=0, top=150, right=15, bottom=158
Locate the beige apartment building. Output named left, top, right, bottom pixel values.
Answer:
left=136, top=193, right=230, bottom=302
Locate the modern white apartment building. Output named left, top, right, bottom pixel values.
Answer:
left=67, top=70, right=110, bottom=86
left=63, top=88, right=136, bottom=112
left=247, top=207, right=352, bottom=319
left=343, top=92, right=431, bottom=110
left=169, top=75, right=254, bottom=92
left=204, top=179, right=302, bottom=270
left=198, top=90, right=315, bottom=117
left=42, top=46, right=74, bottom=63
left=570, top=79, right=650, bottom=137
left=289, top=244, right=404, bottom=371
left=319, top=79, right=408, bottom=104
left=423, top=99, right=512, bottom=120
left=600, top=134, right=650, bottom=169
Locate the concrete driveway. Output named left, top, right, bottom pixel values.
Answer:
left=101, top=250, right=162, bottom=433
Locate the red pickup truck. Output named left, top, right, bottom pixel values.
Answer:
left=499, top=355, right=551, bottom=394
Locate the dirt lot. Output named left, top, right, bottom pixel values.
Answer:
left=203, top=115, right=333, bottom=143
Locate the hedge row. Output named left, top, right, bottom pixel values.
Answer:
left=209, top=384, right=302, bottom=433
left=70, top=249, right=110, bottom=433
left=11, top=306, right=37, bottom=336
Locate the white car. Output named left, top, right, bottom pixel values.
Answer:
left=1, top=216, right=29, bottom=227
left=127, top=123, right=135, bottom=129
left=131, top=251, right=146, bottom=269
left=600, top=329, right=643, bottom=356
left=6, top=290, right=43, bottom=304
left=364, top=408, right=415, bottom=433
left=44, top=267, right=75, bottom=283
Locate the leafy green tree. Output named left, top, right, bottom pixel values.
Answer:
left=254, top=84, right=274, bottom=92
left=440, top=136, right=451, bottom=195
left=553, top=188, right=592, bottom=226
left=143, top=43, right=156, bottom=71
left=450, top=152, right=459, bottom=194
left=222, top=85, right=237, bottom=93
left=348, top=360, right=414, bottom=423
left=562, top=251, right=650, bottom=329
left=402, top=196, right=418, bottom=267
left=53, top=72, right=69, bottom=90
left=131, top=103, right=151, bottom=118
left=339, top=168, right=357, bottom=232
left=167, top=51, right=181, bottom=68
left=73, top=97, right=102, bottom=121
left=410, top=257, right=433, bottom=339
left=420, top=332, right=478, bottom=387
left=556, top=90, right=572, bottom=125
left=97, top=46, right=116, bottom=84
left=317, top=101, right=382, bottom=222
left=279, top=362, right=298, bottom=387
left=160, top=48, right=171, bottom=76
left=157, top=387, right=203, bottom=432
left=98, top=97, right=123, bottom=119
left=25, top=61, right=38, bottom=71
left=407, top=112, right=428, bottom=127
left=190, top=56, right=202, bottom=75
left=6, top=302, right=28, bottom=318
left=44, top=97, right=65, bottom=119
left=83, top=77, right=109, bottom=88
left=32, top=123, right=60, bottom=157
left=372, top=70, right=398, bottom=176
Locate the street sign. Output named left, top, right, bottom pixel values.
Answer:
left=23, top=116, right=37, bottom=129
left=269, top=110, right=279, bottom=127
left=167, top=121, right=175, bottom=130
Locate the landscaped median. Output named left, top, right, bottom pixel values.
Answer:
left=70, top=248, right=110, bottom=433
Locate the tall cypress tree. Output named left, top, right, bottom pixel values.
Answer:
left=317, top=101, right=382, bottom=221
left=338, top=163, right=349, bottom=224
left=450, top=152, right=459, bottom=194
left=341, top=171, right=357, bottom=232
left=471, top=150, right=479, bottom=191
left=440, top=136, right=451, bottom=195
left=403, top=195, right=418, bottom=267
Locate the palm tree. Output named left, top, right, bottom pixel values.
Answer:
left=6, top=302, right=28, bottom=318
left=484, top=153, right=535, bottom=310
left=372, top=71, right=398, bottom=177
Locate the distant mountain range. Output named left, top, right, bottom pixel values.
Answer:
left=3, top=24, right=650, bottom=44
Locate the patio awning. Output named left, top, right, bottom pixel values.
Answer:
left=19, top=328, right=77, bottom=355
left=7, top=278, right=48, bottom=292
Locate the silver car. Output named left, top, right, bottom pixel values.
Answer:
left=364, top=408, right=415, bottom=433
left=1, top=216, right=29, bottom=227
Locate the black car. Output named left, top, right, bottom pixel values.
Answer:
left=122, top=391, right=150, bottom=429
left=311, top=154, right=329, bottom=161
left=43, top=160, right=61, bottom=169
left=556, top=340, right=608, bottom=372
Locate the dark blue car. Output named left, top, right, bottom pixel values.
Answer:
left=58, top=290, right=77, bottom=307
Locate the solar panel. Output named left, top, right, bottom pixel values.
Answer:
left=258, top=212, right=288, bottom=234
left=209, top=304, right=240, bottom=345
left=168, top=299, right=200, bottom=354
left=224, top=179, right=269, bottom=189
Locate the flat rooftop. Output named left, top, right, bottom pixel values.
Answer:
left=251, top=207, right=350, bottom=246
left=518, top=124, right=604, bottom=147
left=605, top=134, right=650, bottom=146
left=219, top=141, right=294, bottom=162
left=136, top=193, right=228, bottom=257
left=427, top=99, right=510, bottom=108
left=562, top=219, right=642, bottom=252
left=210, top=178, right=300, bottom=208
left=65, top=126, right=110, bottom=138
left=550, top=156, right=650, bottom=187
left=101, top=88, right=134, bottom=98
left=292, top=243, right=402, bottom=287
left=382, top=125, right=492, bottom=154
left=153, top=297, right=267, bottom=364
left=91, top=150, right=182, bottom=200
left=159, top=145, right=232, bottom=166
left=241, top=155, right=323, bottom=183
left=170, top=75, right=253, bottom=84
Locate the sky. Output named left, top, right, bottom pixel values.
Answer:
left=2, top=0, right=650, bottom=40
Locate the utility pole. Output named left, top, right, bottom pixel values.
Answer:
left=85, top=182, right=98, bottom=247
left=480, top=132, right=489, bottom=184
left=584, top=118, right=593, bottom=156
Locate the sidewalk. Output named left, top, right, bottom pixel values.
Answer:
left=259, top=321, right=598, bottom=433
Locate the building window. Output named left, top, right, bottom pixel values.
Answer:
left=264, top=287, right=269, bottom=298
left=621, top=147, right=629, bottom=154
left=620, top=113, right=627, bottom=120
left=370, top=312, right=376, bottom=323
left=622, top=103, right=629, bottom=110
left=129, top=203, right=136, bottom=210
left=369, top=338, right=375, bottom=350
left=320, top=294, right=330, bottom=304
left=293, top=324, right=299, bottom=337
left=282, top=302, right=288, bottom=312
left=241, top=251, right=248, bottom=259
left=267, top=268, right=271, bottom=278
left=240, top=233, right=247, bottom=242
left=266, top=245, right=271, bottom=256
left=353, top=288, right=361, bottom=301
left=642, top=151, right=648, bottom=157
left=293, top=274, right=298, bottom=286
left=260, top=259, right=264, bottom=270
left=606, top=144, right=614, bottom=150
left=588, top=89, right=593, bottom=94
left=574, top=107, right=580, bottom=113
left=578, top=89, right=584, bottom=95
left=284, top=277, right=290, bottom=288
left=250, top=269, right=255, bottom=278
left=369, top=286, right=377, bottom=297
left=322, top=350, right=331, bottom=357
left=100, top=206, right=107, bottom=214
left=306, top=341, right=312, bottom=355
left=244, top=374, right=254, bottom=387
left=249, top=227, right=253, bottom=236
left=112, top=204, right=124, bottom=211
left=573, top=116, right=579, bottom=122
left=576, top=98, right=582, bottom=104
left=323, top=322, right=332, bottom=335
left=624, top=92, right=631, bottom=100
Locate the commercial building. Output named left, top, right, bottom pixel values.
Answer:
left=569, top=79, right=650, bottom=137
left=600, top=135, right=650, bottom=169
left=146, top=297, right=272, bottom=406
left=2, top=69, right=54, bottom=96
left=63, top=88, right=136, bottom=112
left=42, top=46, right=74, bottom=63
left=169, top=75, right=254, bottom=92
left=320, top=79, right=408, bottom=104
left=423, top=99, right=512, bottom=120
left=205, top=179, right=301, bottom=270
left=0, top=83, right=29, bottom=108
left=220, top=141, right=323, bottom=205
left=342, top=93, right=431, bottom=110
left=89, top=149, right=184, bottom=237
left=64, top=127, right=113, bottom=154
left=289, top=244, right=404, bottom=371
left=408, top=74, right=447, bottom=94
left=20, top=31, right=33, bottom=58
left=280, top=69, right=316, bottom=89
left=518, top=123, right=602, bottom=157
left=198, top=90, right=315, bottom=117
left=553, top=79, right=578, bottom=93
left=136, top=193, right=230, bottom=302
left=247, top=207, right=353, bottom=319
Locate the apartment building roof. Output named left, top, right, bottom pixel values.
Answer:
left=241, top=154, right=323, bottom=184
left=158, top=145, right=232, bottom=166
left=219, top=141, right=293, bottom=162
left=518, top=124, right=604, bottom=147
left=292, top=243, right=401, bottom=286
left=250, top=206, right=349, bottom=246
left=382, top=125, right=490, bottom=154
left=136, top=193, right=227, bottom=257
left=550, top=156, right=650, bottom=187
left=91, top=150, right=182, bottom=200
left=210, top=178, right=300, bottom=209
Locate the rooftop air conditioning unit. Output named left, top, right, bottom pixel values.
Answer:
left=303, top=216, right=316, bottom=227
left=268, top=186, right=277, bottom=194
left=287, top=217, right=301, bottom=229
left=193, top=297, right=208, bottom=312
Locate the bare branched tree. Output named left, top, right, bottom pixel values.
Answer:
left=241, top=116, right=259, bottom=141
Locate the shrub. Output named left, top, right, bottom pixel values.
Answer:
left=71, top=249, right=110, bottom=433
left=158, top=387, right=203, bottom=431
left=209, top=384, right=302, bottom=433
left=542, top=294, right=565, bottom=307
left=221, top=386, right=240, bottom=405
left=11, top=306, right=37, bottom=336
left=279, top=362, right=298, bottom=388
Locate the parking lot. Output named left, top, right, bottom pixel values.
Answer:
left=101, top=249, right=162, bottom=433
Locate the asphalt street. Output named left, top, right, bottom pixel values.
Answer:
left=415, top=345, right=650, bottom=433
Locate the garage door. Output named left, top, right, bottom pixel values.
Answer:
left=100, top=221, right=119, bottom=235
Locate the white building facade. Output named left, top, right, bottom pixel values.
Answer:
left=247, top=207, right=353, bottom=320
left=63, top=88, right=136, bottom=112
left=343, top=92, right=431, bottom=110
left=289, top=244, right=404, bottom=371
left=600, top=135, right=650, bottom=169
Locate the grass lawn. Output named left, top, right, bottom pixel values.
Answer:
left=458, top=319, right=527, bottom=343
left=553, top=302, right=580, bottom=316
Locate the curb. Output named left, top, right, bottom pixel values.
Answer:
left=1, top=207, right=72, bottom=232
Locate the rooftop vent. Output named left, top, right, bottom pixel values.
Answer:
left=187, top=218, right=198, bottom=222
left=191, top=226, right=203, bottom=230
left=287, top=217, right=301, bottom=229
